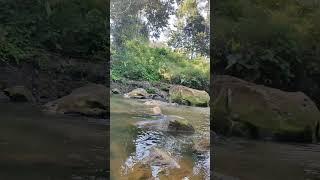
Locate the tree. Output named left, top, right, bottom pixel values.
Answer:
left=110, top=0, right=175, bottom=50
left=168, top=0, right=209, bottom=57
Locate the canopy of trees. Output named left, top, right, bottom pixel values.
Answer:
left=213, top=0, right=320, bottom=106
left=111, top=0, right=210, bottom=90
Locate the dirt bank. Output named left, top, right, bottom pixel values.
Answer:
left=0, top=53, right=107, bottom=104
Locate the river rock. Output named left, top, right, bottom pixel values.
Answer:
left=127, top=148, right=180, bottom=179
left=44, top=83, right=108, bottom=117
left=213, top=75, right=320, bottom=142
left=193, top=138, right=210, bottom=152
left=169, top=85, right=210, bottom=107
left=134, top=119, right=167, bottom=130
left=151, top=106, right=162, bottom=116
left=111, top=88, right=120, bottom=94
left=168, top=119, right=195, bottom=134
left=128, top=164, right=152, bottom=180
left=124, top=88, right=149, bottom=99
left=138, top=106, right=162, bottom=116
left=3, top=85, right=35, bottom=102
left=143, top=99, right=178, bottom=106
left=142, top=147, right=180, bottom=169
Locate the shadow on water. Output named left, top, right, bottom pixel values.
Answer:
left=214, top=137, right=320, bottom=180
left=110, top=96, right=210, bottom=180
left=0, top=102, right=108, bottom=179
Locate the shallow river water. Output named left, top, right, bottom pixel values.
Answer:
left=2, top=97, right=319, bottom=180
left=215, top=137, right=320, bottom=180
left=0, top=102, right=108, bottom=179
left=110, top=95, right=210, bottom=179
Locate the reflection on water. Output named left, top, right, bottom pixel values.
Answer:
left=110, top=96, right=210, bottom=179
left=215, top=137, right=320, bottom=180
left=0, top=102, right=108, bottom=179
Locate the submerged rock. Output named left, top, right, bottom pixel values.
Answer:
left=169, top=85, right=209, bottom=107
left=142, top=147, right=180, bottom=169
left=134, top=118, right=167, bottom=130
left=193, top=138, right=210, bottom=152
left=3, top=85, right=35, bottom=102
left=213, top=75, right=320, bottom=142
left=151, top=106, right=162, bottom=116
left=143, top=99, right=178, bottom=106
left=128, top=164, right=152, bottom=180
left=44, top=83, right=108, bottom=117
left=136, top=105, right=163, bottom=116
left=124, top=88, right=149, bottom=99
left=134, top=115, right=195, bottom=135
left=127, top=147, right=180, bottom=179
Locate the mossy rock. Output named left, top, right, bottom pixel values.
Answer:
left=169, top=85, right=209, bottom=107
left=44, top=83, right=108, bottom=118
left=168, top=119, right=195, bottom=134
left=124, top=88, right=149, bottom=99
left=213, top=75, right=320, bottom=142
left=3, top=86, right=35, bottom=102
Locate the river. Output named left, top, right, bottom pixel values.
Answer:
left=2, top=97, right=319, bottom=179
left=214, top=136, right=320, bottom=179
left=0, top=102, right=108, bottom=179
left=110, top=95, right=210, bottom=179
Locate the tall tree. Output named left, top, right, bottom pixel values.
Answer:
left=168, top=0, right=209, bottom=57
left=110, top=0, right=175, bottom=50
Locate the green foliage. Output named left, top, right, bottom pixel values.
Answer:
left=111, top=0, right=175, bottom=50
left=146, top=87, right=157, bottom=94
left=0, top=0, right=107, bottom=64
left=111, top=40, right=209, bottom=90
left=214, top=0, right=320, bottom=96
left=168, top=57, right=209, bottom=90
left=111, top=39, right=164, bottom=82
left=0, top=33, right=25, bottom=64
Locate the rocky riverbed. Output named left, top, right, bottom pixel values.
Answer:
left=110, top=95, right=210, bottom=179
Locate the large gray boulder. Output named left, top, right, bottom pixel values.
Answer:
left=169, top=85, right=210, bottom=107
left=44, top=83, right=108, bottom=117
left=213, top=75, right=320, bottom=142
left=124, top=88, right=149, bottom=99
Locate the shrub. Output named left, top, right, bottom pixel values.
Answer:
left=111, top=39, right=209, bottom=90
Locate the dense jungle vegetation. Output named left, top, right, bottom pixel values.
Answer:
left=0, top=0, right=209, bottom=90
left=111, top=0, right=210, bottom=90
left=0, top=0, right=108, bottom=65
left=213, top=0, right=320, bottom=106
